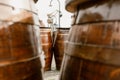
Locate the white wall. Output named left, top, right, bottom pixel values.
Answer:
left=36, top=0, right=72, bottom=28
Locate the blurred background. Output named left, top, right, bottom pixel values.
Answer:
left=36, top=0, right=72, bottom=28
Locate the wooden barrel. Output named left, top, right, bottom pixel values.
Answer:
left=40, top=27, right=53, bottom=71
left=0, top=10, right=43, bottom=80
left=53, top=28, right=69, bottom=70
left=60, top=1, right=120, bottom=80
left=0, top=22, right=43, bottom=80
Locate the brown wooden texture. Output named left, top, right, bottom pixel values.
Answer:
left=40, top=27, right=53, bottom=71
left=59, top=22, right=120, bottom=80
left=0, top=22, right=43, bottom=80
left=75, top=0, right=120, bottom=24
left=60, top=1, right=120, bottom=80
left=0, top=11, right=43, bottom=80
left=53, top=28, right=69, bottom=70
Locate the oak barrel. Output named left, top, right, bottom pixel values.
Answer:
left=60, top=0, right=120, bottom=80
left=60, top=22, right=120, bottom=80
left=0, top=22, right=43, bottom=80
left=0, top=7, right=43, bottom=80
left=40, top=27, right=53, bottom=71
left=53, top=28, right=69, bottom=70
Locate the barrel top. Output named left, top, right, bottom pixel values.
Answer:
left=65, top=0, right=86, bottom=12
left=65, top=0, right=108, bottom=13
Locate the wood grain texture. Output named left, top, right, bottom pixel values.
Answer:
left=59, top=22, right=120, bottom=80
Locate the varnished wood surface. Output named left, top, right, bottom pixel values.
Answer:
left=53, top=28, right=69, bottom=70
left=40, top=27, right=53, bottom=71
left=60, top=22, right=120, bottom=80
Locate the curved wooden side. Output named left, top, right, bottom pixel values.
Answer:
left=0, top=22, right=43, bottom=80
left=40, top=27, right=53, bottom=71
left=59, top=22, right=120, bottom=80
left=54, top=28, right=69, bottom=70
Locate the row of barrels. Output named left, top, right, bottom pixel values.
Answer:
left=40, top=27, right=70, bottom=71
